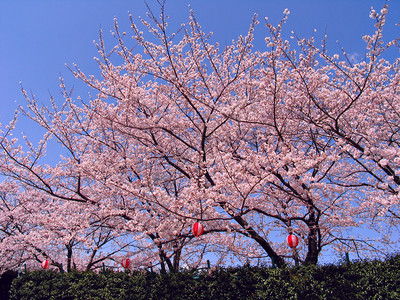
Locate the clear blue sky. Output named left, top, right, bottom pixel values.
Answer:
left=1, top=0, right=399, bottom=125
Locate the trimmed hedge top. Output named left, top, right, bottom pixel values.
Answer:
left=8, top=255, right=400, bottom=300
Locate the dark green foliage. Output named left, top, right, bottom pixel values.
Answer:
left=7, top=255, right=400, bottom=300
left=9, top=270, right=70, bottom=300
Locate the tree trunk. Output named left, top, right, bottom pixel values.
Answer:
left=304, top=211, right=320, bottom=265
left=172, top=243, right=182, bottom=272
left=66, top=243, right=73, bottom=272
left=233, top=215, right=286, bottom=268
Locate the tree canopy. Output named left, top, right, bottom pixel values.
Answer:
left=0, top=2, right=399, bottom=273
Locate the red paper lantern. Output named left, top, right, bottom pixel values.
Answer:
left=41, top=259, right=50, bottom=269
left=192, top=222, right=204, bottom=237
left=121, top=258, right=130, bottom=269
left=287, top=234, right=299, bottom=248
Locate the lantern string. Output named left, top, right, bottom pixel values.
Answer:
left=200, top=198, right=203, bottom=221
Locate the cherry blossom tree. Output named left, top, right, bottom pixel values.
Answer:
left=1, top=1, right=399, bottom=271
left=0, top=98, right=243, bottom=272
left=266, top=3, right=400, bottom=256
left=0, top=178, right=139, bottom=273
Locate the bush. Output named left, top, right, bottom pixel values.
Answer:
left=8, top=255, right=400, bottom=300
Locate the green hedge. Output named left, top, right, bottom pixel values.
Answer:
left=8, top=255, right=400, bottom=300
